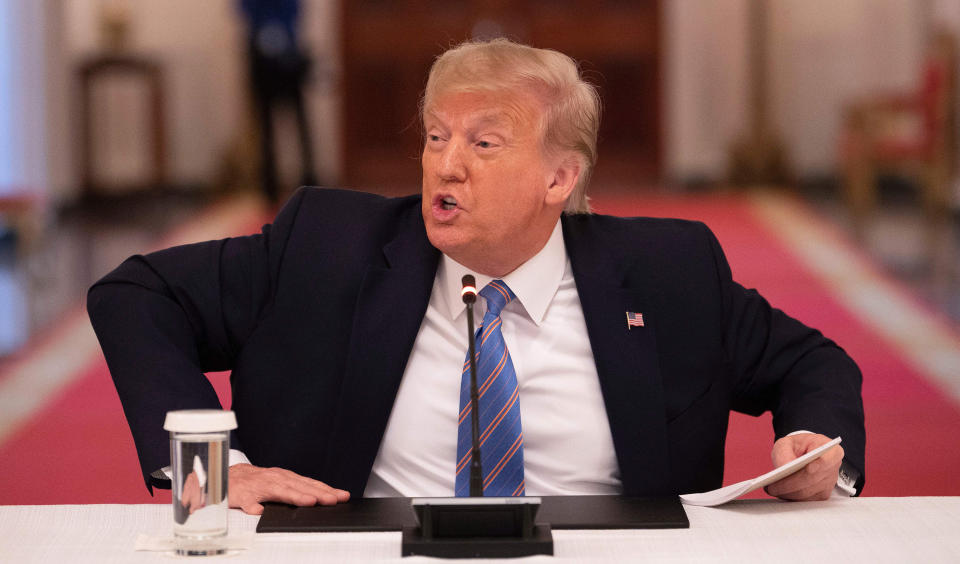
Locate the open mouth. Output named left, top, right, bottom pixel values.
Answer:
left=431, top=194, right=462, bottom=221
left=440, top=196, right=457, bottom=210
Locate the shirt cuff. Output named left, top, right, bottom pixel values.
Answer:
left=785, top=430, right=857, bottom=497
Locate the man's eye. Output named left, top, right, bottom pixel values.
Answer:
left=476, top=140, right=494, bottom=149
left=427, top=134, right=442, bottom=143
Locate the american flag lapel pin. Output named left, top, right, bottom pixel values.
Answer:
left=626, top=311, right=645, bottom=329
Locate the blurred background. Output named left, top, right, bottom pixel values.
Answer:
left=1, top=0, right=959, bottom=502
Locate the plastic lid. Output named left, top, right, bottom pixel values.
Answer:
left=163, top=409, right=237, bottom=432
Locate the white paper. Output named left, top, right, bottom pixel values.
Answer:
left=680, top=436, right=842, bottom=506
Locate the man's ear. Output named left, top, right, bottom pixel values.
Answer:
left=545, top=155, right=581, bottom=207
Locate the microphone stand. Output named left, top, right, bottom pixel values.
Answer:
left=463, top=279, right=483, bottom=497
left=400, top=275, right=552, bottom=558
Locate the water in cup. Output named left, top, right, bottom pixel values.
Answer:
left=164, top=410, right=237, bottom=556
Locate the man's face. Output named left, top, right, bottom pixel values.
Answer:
left=421, top=89, right=565, bottom=276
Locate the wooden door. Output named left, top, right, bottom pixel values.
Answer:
left=341, top=1, right=661, bottom=192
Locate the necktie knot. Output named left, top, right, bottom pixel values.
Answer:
left=479, top=280, right=515, bottom=317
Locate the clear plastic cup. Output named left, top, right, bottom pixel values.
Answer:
left=164, top=410, right=237, bottom=556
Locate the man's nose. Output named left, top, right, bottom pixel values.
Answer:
left=437, top=140, right=467, bottom=182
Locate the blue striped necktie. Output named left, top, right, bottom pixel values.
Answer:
left=455, top=280, right=525, bottom=497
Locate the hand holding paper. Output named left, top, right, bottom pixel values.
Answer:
left=680, top=436, right=842, bottom=506
left=765, top=433, right=845, bottom=501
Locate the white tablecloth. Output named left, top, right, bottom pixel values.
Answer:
left=1, top=497, right=959, bottom=562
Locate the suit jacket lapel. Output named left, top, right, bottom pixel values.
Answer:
left=562, top=216, right=672, bottom=495
left=324, top=211, right=672, bottom=496
left=323, top=208, right=440, bottom=495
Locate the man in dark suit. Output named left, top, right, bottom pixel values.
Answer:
left=88, top=39, right=864, bottom=515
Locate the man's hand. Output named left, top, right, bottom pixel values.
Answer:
left=228, top=463, right=351, bottom=515
left=764, top=433, right=844, bottom=501
left=180, top=471, right=204, bottom=515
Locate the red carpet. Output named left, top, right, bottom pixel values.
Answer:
left=1, top=192, right=958, bottom=504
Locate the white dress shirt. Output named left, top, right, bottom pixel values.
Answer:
left=364, top=220, right=621, bottom=497
left=212, top=221, right=854, bottom=497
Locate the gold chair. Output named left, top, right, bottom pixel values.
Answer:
left=840, top=31, right=957, bottom=239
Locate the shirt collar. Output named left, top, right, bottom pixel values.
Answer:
left=440, top=220, right=566, bottom=326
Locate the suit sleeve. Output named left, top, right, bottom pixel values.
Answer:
left=87, top=189, right=308, bottom=492
left=702, top=223, right=866, bottom=494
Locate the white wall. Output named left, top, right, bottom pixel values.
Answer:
left=32, top=0, right=957, bottom=198
left=665, top=0, right=750, bottom=181
left=768, top=0, right=923, bottom=176
left=50, top=0, right=339, bottom=200
left=63, top=0, right=246, bottom=191
left=296, top=0, right=342, bottom=187
left=0, top=1, right=48, bottom=196
left=664, top=0, right=926, bottom=182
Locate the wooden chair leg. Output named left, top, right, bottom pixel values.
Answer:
left=921, top=163, right=952, bottom=268
left=922, top=162, right=950, bottom=217
left=842, top=137, right=875, bottom=241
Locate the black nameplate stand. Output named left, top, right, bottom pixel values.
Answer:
left=401, top=498, right=553, bottom=558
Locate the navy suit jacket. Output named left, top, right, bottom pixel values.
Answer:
left=88, top=188, right=865, bottom=496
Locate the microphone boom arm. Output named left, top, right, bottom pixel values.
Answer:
left=462, top=275, right=483, bottom=497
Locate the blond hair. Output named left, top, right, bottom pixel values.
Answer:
left=422, top=39, right=600, bottom=214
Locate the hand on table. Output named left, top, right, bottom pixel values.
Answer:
left=764, top=433, right=844, bottom=501
left=228, top=463, right=351, bottom=515
left=180, top=471, right=204, bottom=515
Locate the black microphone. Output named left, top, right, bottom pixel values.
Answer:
left=461, top=274, right=483, bottom=497
left=404, top=276, right=552, bottom=556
